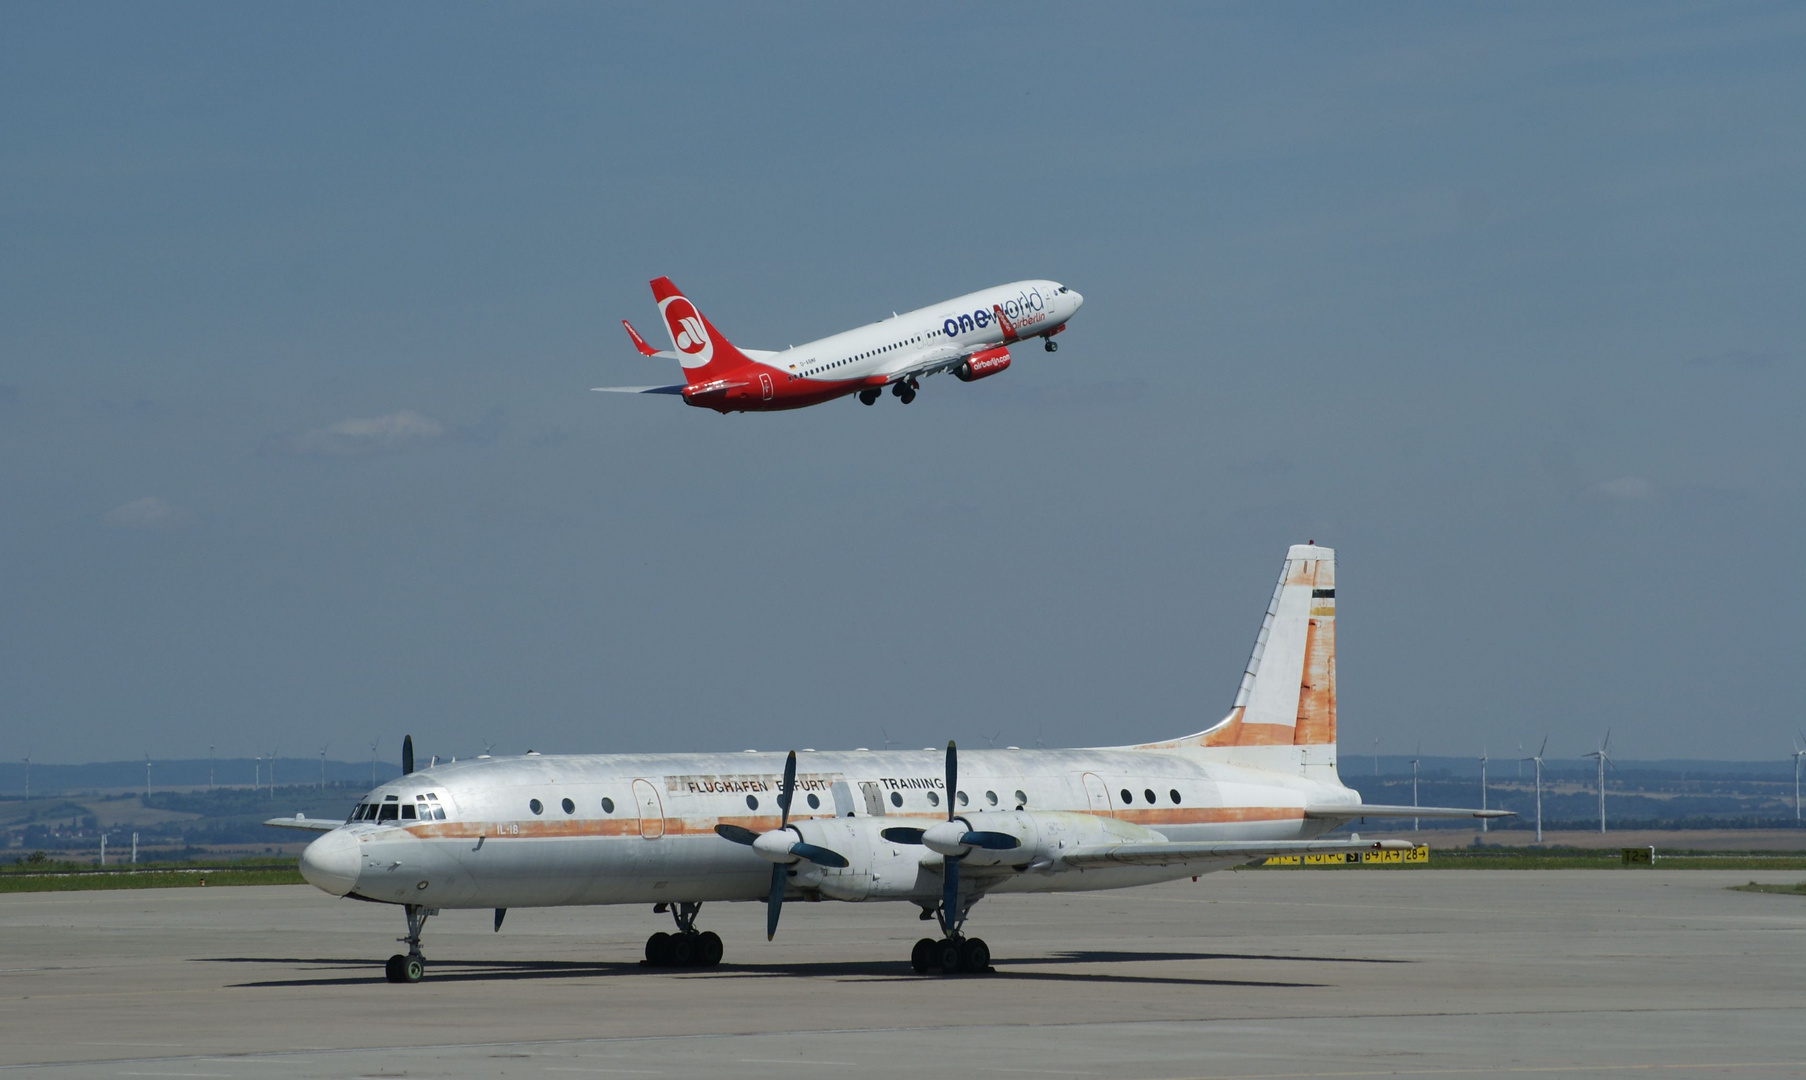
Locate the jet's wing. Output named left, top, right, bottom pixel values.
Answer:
left=1062, top=837, right=1414, bottom=869
left=263, top=815, right=343, bottom=833
left=875, top=346, right=969, bottom=383
left=591, top=384, right=688, bottom=395
left=1304, top=804, right=1514, bottom=820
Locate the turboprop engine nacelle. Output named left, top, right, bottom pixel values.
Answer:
left=923, top=810, right=1166, bottom=867
left=955, top=346, right=1011, bottom=382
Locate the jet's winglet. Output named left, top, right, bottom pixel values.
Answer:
left=622, top=320, right=684, bottom=361
left=591, top=384, right=688, bottom=395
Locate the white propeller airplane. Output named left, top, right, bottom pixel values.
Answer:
left=271, top=544, right=1506, bottom=983
left=594, top=276, right=1083, bottom=412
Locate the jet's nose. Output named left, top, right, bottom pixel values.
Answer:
left=299, top=829, right=362, bottom=897
left=1067, top=289, right=1084, bottom=310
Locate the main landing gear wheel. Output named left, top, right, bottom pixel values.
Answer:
left=643, top=902, right=723, bottom=968
left=1044, top=339, right=1058, bottom=352
left=911, top=937, right=936, bottom=974
left=859, top=388, right=880, bottom=405
left=385, top=953, right=424, bottom=983
left=899, top=388, right=916, bottom=404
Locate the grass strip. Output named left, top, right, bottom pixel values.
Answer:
left=0, top=867, right=304, bottom=892
left=1729, top=881, right=1806, bottom=896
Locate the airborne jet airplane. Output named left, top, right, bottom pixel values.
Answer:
left=272, top=545, right=1505, bottom=983
left=593, top=277, right=1083, bottom=412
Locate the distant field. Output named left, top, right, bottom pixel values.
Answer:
left=0, top=858, right=302, bottom=892
left=1730, top=881, right=1806, bottom=896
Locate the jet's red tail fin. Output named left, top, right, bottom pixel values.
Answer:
left=650, top=277, right=754, bottom=385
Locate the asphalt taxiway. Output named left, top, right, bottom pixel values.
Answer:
left=3, top=869, right=1804, bottom=1078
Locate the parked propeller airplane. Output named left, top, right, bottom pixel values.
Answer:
left=271, top=544, right=1506, bottom=982
left=592, top=277, right=1083, bottom=412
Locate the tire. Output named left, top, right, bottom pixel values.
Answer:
left=959, top=937, right=990, bottom=974
left=384, top=954, right=406, bottom=983
left=696, top=930, right=724, bottom=967
left=1044, top=340, right=1058, bottom=352
left=402, top=956, right=425, bottom=983
left=860, top=390, right=878, bottom=406
left=911, top=937, right=936, bottom=974
left=933, top=938, right=963, bottom=974
left=646, top=932, right=672, bottom=966
left=900, top=390, right=916, bottom=405
left=666, top=933, right=695, bottom=967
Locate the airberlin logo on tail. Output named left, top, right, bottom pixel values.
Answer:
left=659, top=295, right=713, bottom=367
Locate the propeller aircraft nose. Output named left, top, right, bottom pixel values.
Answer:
left=299, top=828, right=362, bottom=897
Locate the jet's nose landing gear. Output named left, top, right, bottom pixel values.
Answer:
left=385, top=903, right=434, bottom=983
left=1043, top=338, right=1058, bottom=352
left=644, top=901, right=724, bottom=968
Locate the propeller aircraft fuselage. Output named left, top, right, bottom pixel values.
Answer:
left=273, top=545, right=1507, bottom=981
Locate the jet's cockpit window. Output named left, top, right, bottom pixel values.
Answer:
left=350, top=792, right=447, bottom=824
left=416, top=793, right=447, bottom=820
left=378, top=803, right=399, bottom=822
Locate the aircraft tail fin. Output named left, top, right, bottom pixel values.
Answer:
left=649, top=277, right=755, bottom=386
left=1133, top=544, right=1337, bottom=770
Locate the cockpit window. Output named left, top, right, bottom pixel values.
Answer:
left=377, top=803, right=399, bottom=822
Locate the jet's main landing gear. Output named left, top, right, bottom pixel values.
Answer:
left=644, top=902, right=724, bottom=968
left=385, top=903, right=433, bottom=983
left=891, top=379, right=918, bottom=404
left=859, top=388, right=880, bottom=406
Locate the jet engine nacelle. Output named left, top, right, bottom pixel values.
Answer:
left=955, top=347, right=1011, bottom=382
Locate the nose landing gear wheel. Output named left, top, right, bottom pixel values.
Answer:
left=385, top=953, right=424, bottom=983
left=1044, top=339, right=1058, bottom=352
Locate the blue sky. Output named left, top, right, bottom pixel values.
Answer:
left=2, top=3, right=1802, bottom=764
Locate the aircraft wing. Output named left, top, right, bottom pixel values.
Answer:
left=1062, top=837, right=1414, bottom=869
left=1304, top=804, right=1514, bottom=820
left=876, top=346, right=969, bottom=383
left=591, top=384, right=688, bottom=395
left=263, top=815, right=343, bottom=833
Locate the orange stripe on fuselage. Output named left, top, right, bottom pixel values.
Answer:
left=401, top=805, right=1305, bottom=841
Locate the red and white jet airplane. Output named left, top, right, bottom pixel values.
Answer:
left=595, top=277, right=1083, bottom=412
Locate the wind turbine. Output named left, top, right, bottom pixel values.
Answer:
left=208, top=743, right=215, bottom=790
left=144, top=754, right=152, bottom=799
left=21, top=750, right=28, bottom=805
left=369, top=739, right=380, bottom=786
left=1410, top=744, right=1421, bottom=831
left=1478, top=746, right=1489, bottom=834
left=1582, top=730, right=1613, bottom=834
left=1373, top=736, right=1380, bottom=777
left=318, top=743, right=330, bottom=791
left=1790, top=734, right=1805, bottom=823
left=1520, top=737, right=1548, bottom=843
left=268, top=748, right=278, bottom=795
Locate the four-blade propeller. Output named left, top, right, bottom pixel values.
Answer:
left=713, top=750, right=848, bottom=940
left=879, top=741, right=1019, bottom=934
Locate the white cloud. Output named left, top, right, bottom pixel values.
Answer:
left=269, top=409, right=448, bottom=457
left=1594, top=476, right=1656, bottom=501
left=103, top=496, right=181, bottom=530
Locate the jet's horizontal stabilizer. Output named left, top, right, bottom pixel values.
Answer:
left=263, top=815, right=343, bottom=833
left=1064, top=837, right=1413, bottom=869
left=591, top=384, right=688, bottom=395
left=1304, top=804, right=1515, bottom=820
